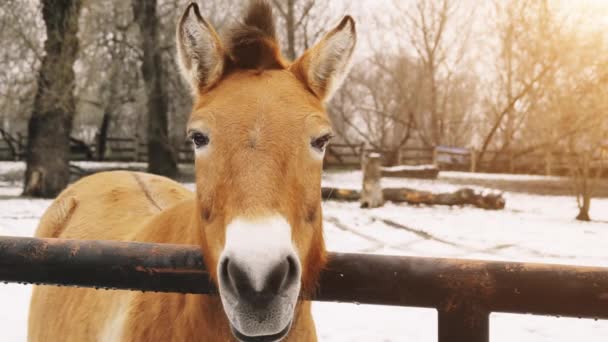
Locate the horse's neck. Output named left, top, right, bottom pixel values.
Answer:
left=132, top=198, right=201, bottom=245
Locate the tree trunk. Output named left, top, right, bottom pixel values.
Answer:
left=97, top=111, right=110, bottom=161
left=429, top=63, right=440, bottom=147
left=285, top=0, right=296, bottom=61
left=575, top=153, right=592, bottom=222
left=23, top=0, right=82, bottom=198
left=97, top=59, right=121, bottom=162
left=132, top=0, right=178, bottom=178
left=576, top=193, right=591, bottom=221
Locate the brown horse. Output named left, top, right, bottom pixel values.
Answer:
left=28, top=1, right=356, bottom=341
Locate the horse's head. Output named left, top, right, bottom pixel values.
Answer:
left=176, top=1, right=355, bottom=340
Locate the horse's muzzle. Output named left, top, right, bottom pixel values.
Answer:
left=217, top=215, right=302, bottom=341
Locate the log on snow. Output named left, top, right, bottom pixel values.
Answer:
left=322, top=187, right=505, bottom=210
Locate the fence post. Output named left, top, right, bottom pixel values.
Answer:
left=358, top=142, right=365, bottom=166
left=133, top=135, right=139, bottom=162
left=438, top=305, right=489, bottom=342
left=545, top=149, right=553, bottom=176
left=432, top=146, right=439, bottom=168
left=17, top=132, right=25, bottom=161
left=470, top=148, right=477, bottom=173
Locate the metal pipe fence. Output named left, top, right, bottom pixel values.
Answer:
left=2, top=235, right=608, bottom=342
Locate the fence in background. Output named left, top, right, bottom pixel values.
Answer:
left=2, top=235, right=608, bottom=342
left=1, top=132, right=604, bottom=176
left=324, top=143, right=605, bottom=176
left=325, top=143, right=435, bottom=169
left=0, top=133, right=194, bottom=164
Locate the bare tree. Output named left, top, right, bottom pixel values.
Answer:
left=0, top=0, right=44, bottom=138
left=271, top=0, right=331, bottom=60
left=132, top=0, right=178, bottom=178
left=23, top=0, right=83, bottom=197
left=329, top=0, right=477, bottom=166
left=560, top=42, right=608, bottom=221
left=393, top=0, right=473, bottom=147
left=477, top=0, right=559, bottom=166
left=330, top=54, right=419, bottom=164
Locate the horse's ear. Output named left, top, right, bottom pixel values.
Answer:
left=290, top=16, right=356, bottom=102
left=176, top=3, right=225, bottom=93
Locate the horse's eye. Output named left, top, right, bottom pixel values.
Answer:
left=190, top=132, right=209, bottom=149
left=311, top=134, right=333, bottom=152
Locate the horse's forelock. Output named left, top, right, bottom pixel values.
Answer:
left=222, top=0, right=286, bottom=71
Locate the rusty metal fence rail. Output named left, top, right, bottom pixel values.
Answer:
left=2, top=235, right=608, bottom=342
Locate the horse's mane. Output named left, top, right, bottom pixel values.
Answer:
left=222, top=0, right=286, bottom=71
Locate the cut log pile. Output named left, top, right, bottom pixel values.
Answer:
left=321, top=187, right=506, bottom=210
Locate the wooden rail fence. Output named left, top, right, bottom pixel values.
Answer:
left=325, top=143, right=605, bottom=176
left=1, top=235, right=608, bottom=342
left=0, top=133, right=194, bottom=163
left=1, top=132, right=604, bottom=176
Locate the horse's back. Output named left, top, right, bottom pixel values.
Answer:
left=28, top=171, right=194, bottom=342
left=34, top=170, right=191, bottom=240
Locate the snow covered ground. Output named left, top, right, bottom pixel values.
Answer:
left=1, top=162, right=608, bottom=341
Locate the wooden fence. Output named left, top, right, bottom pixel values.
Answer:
left=325, top=143, right=605, bottom=176
left=1, top=132, right=603, bottom=176
left=92, top=136, right=194, bottom=163
left=2, top=235, right=608, bottom=342
left=324, top=143, right=434, bottom=168
left=0, top=133, right=195, bottom=164
left=0, top=131, right=24, bottom=160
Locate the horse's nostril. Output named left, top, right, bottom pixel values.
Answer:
left=220, top=258, right=233, bottom=291
left=225, top=258, right=253, bottom=297
left=286, top=255, right=298, bottom=283
left=261, top=255, right=300, bottom=297
left=265, top=258, right=290, bottom=295
left=220, top=254, right=300, bottom=305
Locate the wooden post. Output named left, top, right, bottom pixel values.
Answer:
left=360, top=152, right=384, bottom=208
left=470, top=148, right=477, bottom=173
left=396, top=148, right=402, bottom=165
left=508, top=150, right=515, bottom=173
left=17, top=132, right=24, bottom=161
left=385, top=148, right=402, bottom=166
left=438, top=306, right=489, bottom=342
left=133, top=135, right=139, bottom=162
left=545, top=149, right=553, bottom=176
left=358, top=142, right=365, bottom=166
left=432, top=146, right=439, bottom=167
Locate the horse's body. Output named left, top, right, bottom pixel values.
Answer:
left=28, top=171, right=315, bottom=341
left=29, top=1, right=355, bottom=341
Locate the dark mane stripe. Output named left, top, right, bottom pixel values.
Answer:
left=222, top=0, right=285, bottom=70
left=242, top=0, right=276, bottom=40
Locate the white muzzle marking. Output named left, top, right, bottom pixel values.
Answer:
left=222, top=215, right=297, bottom=291
left=218, top=215, right=301, bottom=339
